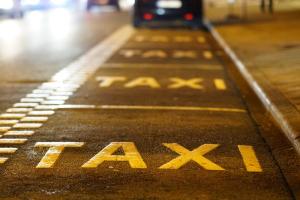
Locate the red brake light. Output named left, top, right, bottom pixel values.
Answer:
left=143, top=13, right=154, bottom=20
left=184, top=13, right=194, bottom=21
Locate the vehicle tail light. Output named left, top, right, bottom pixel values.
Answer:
left=143, top=13, right=154, bottom=20
left=184, top=13, right=194, bottom=21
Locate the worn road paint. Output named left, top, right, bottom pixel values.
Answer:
left=214, top=79, right=227, bottom=90
left=168, top=78, right=203, bottom=89
left=0, top=158, right=8, bottom=164
left=0, top=113, right=26, bottom=119
left=0, top=138, right=27, bottom=144
left=159, top=143, right=224, bottom=170
left=96, top=76, right=127, bottom=88
left=57, top=104, right=246, bottom=113
left=96, top=76, right=226, bottom=90
left=238, top=145, right=263, bottom=172
left=4, top=131, right=35, bottom=136
left=124, top=77, right=161, bottom=88
left=0, top=148, right=18, bottom=153
left=82, top=142, right=147, bottom=169
left=35, top=142, right=85, bottom=168
left=13, top=123, right=42, bottom=129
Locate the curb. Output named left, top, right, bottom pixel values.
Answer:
left=204, top=20, right=300, bottom=155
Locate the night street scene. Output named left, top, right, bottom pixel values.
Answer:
left=0, top=0, right=299, bottom=199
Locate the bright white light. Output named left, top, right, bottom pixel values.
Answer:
left=22, top=0, right=41, bottom=6
left=157, top=0, right=182, bottom=9
left=50, top=0, right=68, bottom=6
left=0, top=0, right=14, bottom=10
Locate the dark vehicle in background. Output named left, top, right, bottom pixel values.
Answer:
left=86, top=0, right=120, bottom=11
left=133, top=0, right=203, bottom=28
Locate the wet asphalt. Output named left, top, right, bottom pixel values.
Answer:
left=0, top=9, right=296, bottom=199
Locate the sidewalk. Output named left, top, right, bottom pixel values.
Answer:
left=211, top=10, right=300, bottom=151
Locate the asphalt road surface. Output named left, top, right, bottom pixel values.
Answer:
left=0, top=9, right=296, bottom=199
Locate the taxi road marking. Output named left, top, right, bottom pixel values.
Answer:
left=159, top=143, right=224, bottom=170
left=82, top=142, right=147, bottom=169
left=96, top=76, right=226, bottom=90
left=35, top=142, right=84, bottom=168
left=238, top=145, right=263, bottom=172
left=33, top=142, right=262, bottom=172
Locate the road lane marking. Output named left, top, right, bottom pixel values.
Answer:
left=0, top=113, right=26, bottom=119
left=28, top=111, right=55, bottom=116
left=214, top=79, right=227, bottom=90
left=0, top=158, right=8, bottom=164
left=27, top=94, right=50, bottom=98
left=13, top=123, right=43, bottom=129
left=6, top=108, right=33, bottom=113
left=0, top=148, right=18, bottom=153
left=13, top=103, right=39, bottom=108
left=21, top=117, right=48, bottom=122
left=20, top=98, right=44, bottom=103
left=124, top=77, right=161, bottom=88
left=168, top=78, right=203, bottom=89
left=0, top=120, right=19, bottom=125
left=0, top=25, right=134, bottom=165
left=57, top=104, right=246, bottom=113
left=203, top=51, right=213, bottom=59
left=0, top=139, right=27, bottom=144
left=119, top=49, right=214, bottom=60
left=0, top=127, right=11, bottom=133
left=96, top=76, right=127, bottom=88
left=4, top=131, right=35, bottom=136
left=96, top=76, right=227, bottom=90
left=81, top=142, right=147, bottom=169
left=100, top=63, right=222, bottom=70
left=238, top=145, right=263, bottom=172
left=159, top=143, right=224, bottom=170
left=35, top=142, right=84, bottom=168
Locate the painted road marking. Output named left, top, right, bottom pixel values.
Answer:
left=4, top=131, right=35, bottom=136
left=13, top=103, right=39, bottom=108
left=124, top=77, right=161, bottom=88
left=119, top=49, right=214, bottom=60
left=0, top=158, right=8, bottom=164
left=0, top=127, right=11, bottom=132
left=28, top=111, right=55, bottom=116
left=32, top=142, right=262, bottom=172
left=82, top=142, right=147, bottom=169
left=0, top=113, right=26, bottom=119
left=100, top=63, right=222, bottom=70
left=0, top=148, right=18, bottom=153
left=168, top=78, right=203, bottom=89
left=133, top=35, right=206, bottom=43
left=6, top=108, right=33, bottom=113
left=214, top=79, right=227, bottom=90
left=57, top=104, right=246, bottom=113
left=13, top=123, right=43, bottom=129
left=21, top=117, right=48, bottom=122
left=238, top=145, right=262, bottom=172
left=0, top=120, right=19, bottom=125
left=35, top=142, right=84, bottom=168
left=0, top=25, right=134, bottom=165
left=159, top=143, right=224, bottom=170
left=96, top=76, right=227, bottom=90
left=0, top=139, right=27, bottom=144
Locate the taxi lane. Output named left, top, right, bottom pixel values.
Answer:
left=0, top=27, right=294, bottom=199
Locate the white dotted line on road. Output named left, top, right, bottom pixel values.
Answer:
left=0, top=25, right=135, bottom=165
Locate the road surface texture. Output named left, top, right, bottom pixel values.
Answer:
left=0, top=9, right=298, bottom=199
